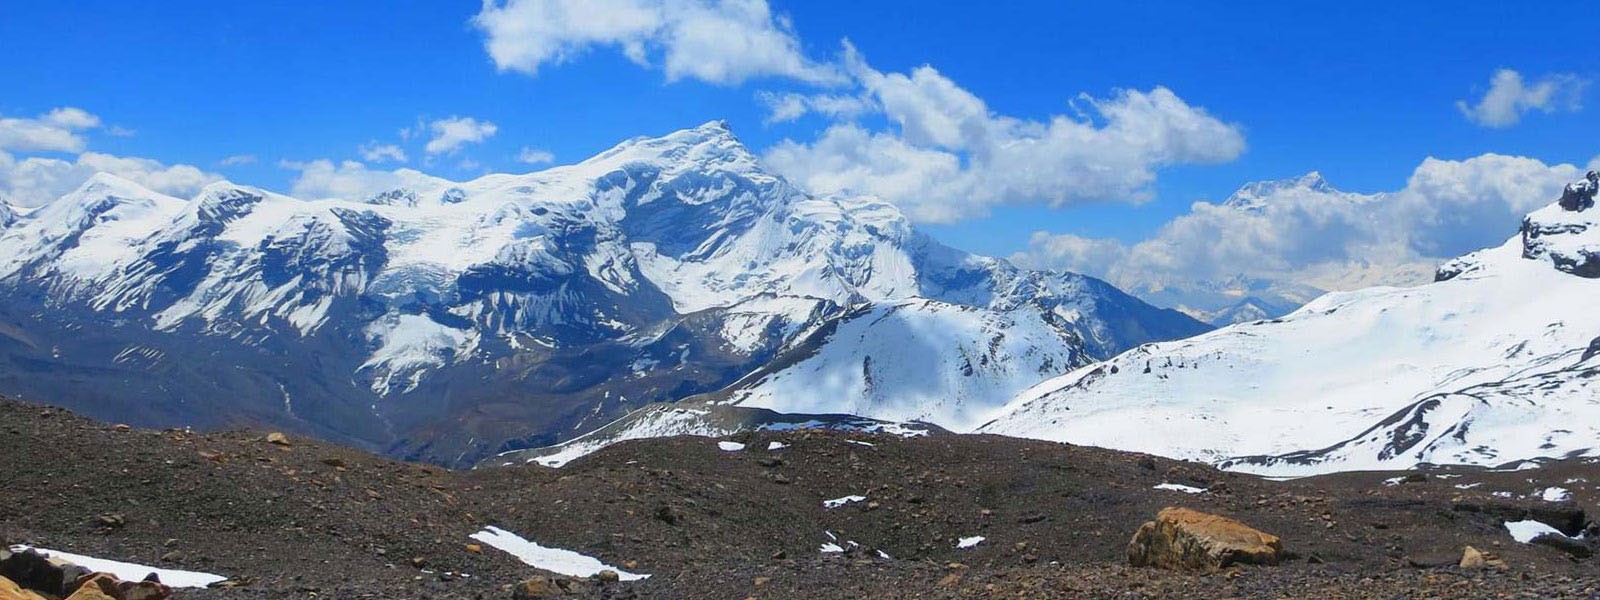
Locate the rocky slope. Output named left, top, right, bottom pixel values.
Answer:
left=3, top=399, right=1597, bottom=599
left=982, top=180, right=1600, bottom=476
left=0, top=122, right=1206, bottom=467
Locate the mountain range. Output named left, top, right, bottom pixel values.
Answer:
left=504, top=170, right=1600, bottom=476
left=982, top=195, right=1600, bottom=476
left=0, top=122, right=1208, bottom=467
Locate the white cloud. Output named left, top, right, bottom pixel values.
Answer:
left=424, top=117, right=498, bottom=155
left=1015, top=155, right=1584, bottom=294
left=762, top=48, right=1245, bottom=223
left=516, top=146, right=555, bottom=165
left=219, top=154, right=257, bottom=167
left=281, top=159, right=446, bottom=201
left=0, top=149, right=220, bottom=207
left=756, top=90, right=872, bottom=123
left=1457, top=69, right=1587, bottom=128
left=0, top=107, right=103, bottom=153
left=360, top=142, right=408, bottom=163
left=472, top=0, right=842, bottom=85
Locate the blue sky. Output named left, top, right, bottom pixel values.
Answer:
left=2, top=1, right=1597, bottom=288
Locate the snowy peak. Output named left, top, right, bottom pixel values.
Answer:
left=1222, top=171, right=1337, bottom=210
left=983, top=187, right=1600, bottom=476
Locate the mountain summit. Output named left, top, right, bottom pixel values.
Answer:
left=0, top=123, right=1207, bottom=466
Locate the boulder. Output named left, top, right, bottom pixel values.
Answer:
left=512, top=576, right=565, bottom=599
left=0, top=576, right=47, bottom=600
left=264, top=432, right=291, bottom=446
left=1127, top=507, right=1282, bottom=571
left=0, top=549, right=76, bottom=597
left=1530, top=533, right=1593, bottom=559
left=1459, top=545, right=1507, bottom=570
left=64, top=574, right=119, bottom=600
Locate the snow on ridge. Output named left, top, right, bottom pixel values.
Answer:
left=981, top=195, right=1600, bottom=477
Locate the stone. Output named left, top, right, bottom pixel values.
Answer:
left=1127, top=507, right=1283, bottom=571
left=0, top=576, right=47, bottom=600
left=1529, top=533, right=1593, bottom=559
left=265, top=432, right=291, bottom=446
left=0, top=549, right=71, bottom=597
left=512, top=576, right=564, bottom=599
left=595, top=570, right=620, bottom=583
left=119, top=578, right=172, bottom=600
left=1460, top=546, right=1507, bottom=570
left=65, top=574, right=120, bottom=600
left=465, top=544, right=483, bottom=554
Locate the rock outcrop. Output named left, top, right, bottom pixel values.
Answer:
left=1127, top=507, right=1283, bottom=571
left=0, top=550, right=170, bottom=600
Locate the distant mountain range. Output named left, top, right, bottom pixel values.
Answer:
left=0, top=122, right=1208, bottom=467
left=503, top=172, right=1600, bottom=476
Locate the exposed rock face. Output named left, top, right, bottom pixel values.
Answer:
left=1557, top=171, right=1598, bottom=211
left=1127, top=507, right=1283, bottom=571
left=1523, top=177, right=1600, bottom=278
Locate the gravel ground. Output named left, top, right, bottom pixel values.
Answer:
left=2, top=398, right=1596, bottom=599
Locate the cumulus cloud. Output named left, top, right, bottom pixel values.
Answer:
left=424, top=117, right=497, bottom=155
left=0, top=107, right=103, bottom=153
left=1457, top=69, right=1587, bottom=128
left=281, top=159, right=446, bottom=201
left=359, top=142, right=408, bottom=163
left=762, top=47, right=1245, bottom=223
left=1014, top=155, right=1584, bottom=294
left=0, top=149, right=220, bottom=207
left=472, top=0, right=842, bottom=85
left=515, top=146, right=555, bottom=165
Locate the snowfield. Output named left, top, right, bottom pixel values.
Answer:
left=983, top=194, right=1600, bottom=476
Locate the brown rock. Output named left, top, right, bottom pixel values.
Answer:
left=0, top=576, right=47, bottom=600
left=1127, top=507, right=1283, bottom=571
left=465, top=544, right=483, bottom=554
left=512, top=576, right=565, bottom=599
left=65, top=574, right=119, bottom=600
left=119, top=578, right=171, bottom=600
left=264, top=432, right=291, bottom=446
left=1459, top=546, right=1507, bottom=570
left=595, top=570, right=620, bottom=583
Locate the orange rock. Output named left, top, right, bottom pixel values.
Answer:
left=1127, top=507, right=1283, bottom=571
left=64, top=574, right=119, bottom=600
left=0, top=575, right=48, bottom=600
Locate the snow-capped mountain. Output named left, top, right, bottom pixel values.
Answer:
left=0, top=122, right=1206, bottom=466
left=981, top=185, right=1600, bottom=476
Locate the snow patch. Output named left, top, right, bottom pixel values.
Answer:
left=1153, top=483, right=1207, bottom=494
left=1504, top=520, right=1565, bottom=544
left=9, top=546, right=228, bottom=588
left=767, top=441, right=787, bottom=450
left=956, top=536, right=985, bottom=549
left=717, top=441, right=745, bottom=452
left=1538, top=487, right=1571, bottom=502
left=823, top=495, right=867, bottom=509
left=468, top=527, right=649, bottom=581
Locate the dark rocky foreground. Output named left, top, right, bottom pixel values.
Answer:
left=2, top=398, right=1597, bottom=599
